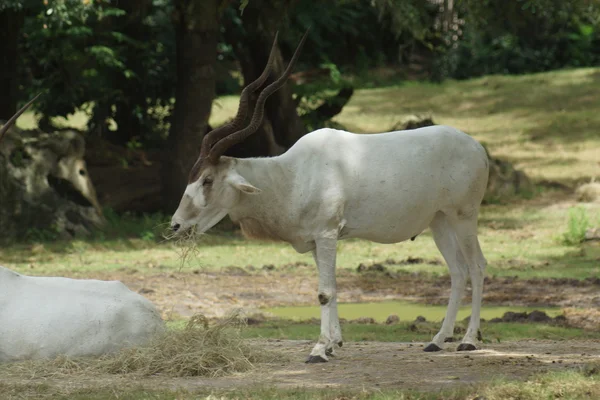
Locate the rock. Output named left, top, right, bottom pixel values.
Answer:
left=262, top=264, right=276, bottom=271
left=576, top=182, right=600, bottom=203
left=0, top=124, right=103, bottom=241
left=244, top=313, right=266, bottom=325
left=553, top=315, right=567, bottom=324
left=385, top=315, right=400, bottom=325
left=584, top=228, right=600, bottom=241
left=400, top=256, right=425, bottom=265
left=415, top=315, right=427, bottom=323
left=528, top=310, right=551, bottom=322
left=356, top=263, right=387, bottom=273
left=355, top=317, right=376, bottom=324
left=484, top=154, right=533, bottom=203
left=501, top=311, right=528, bottom=322
left=390, top=115, right=435, bottom=131
left=223, top=266, right=250, bottom=276
left=370, top=263, right=386, bottom=272
left=585, top=277, right=600, bottom=285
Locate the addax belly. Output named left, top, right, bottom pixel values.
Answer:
left=339, top=209, right=437, bottom=244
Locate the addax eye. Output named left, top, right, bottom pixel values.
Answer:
left=202, top=177, right=213, bottom=186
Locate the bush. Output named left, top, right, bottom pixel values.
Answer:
left=433, top=0, right=600, bottom=80
left=562, top=206, right=591, bottom=246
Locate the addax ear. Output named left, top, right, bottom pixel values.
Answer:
left=226, top=172, right=262, bottom=195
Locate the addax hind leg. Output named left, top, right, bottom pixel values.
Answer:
left=447, top=213, right=487, bottom=351
left=424, top=212, right=469, bottom=352
left=305, top=237, right=342, bottom=363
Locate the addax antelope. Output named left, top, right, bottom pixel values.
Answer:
left=0, top=96, right=164, bottom=362
left=170, top=30, right=489, bottom=363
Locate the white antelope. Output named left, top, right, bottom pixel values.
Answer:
left=0, top=98, right=165, bottom=362
left=170, top=31, right=489, bottom=362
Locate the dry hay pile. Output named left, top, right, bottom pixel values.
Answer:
left=0, top=313, right=273, bottom=378
left=562, top=308, right=600, bottom=331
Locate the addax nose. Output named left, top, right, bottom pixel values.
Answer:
left=171, top=223, right=181, bottom=232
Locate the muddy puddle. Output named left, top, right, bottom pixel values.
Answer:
left=264, top=301, right=562, bottom=322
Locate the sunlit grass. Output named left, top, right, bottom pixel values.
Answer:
left=4, top=67, right=600, bottom=280
left=1, top=193, right=597, bottom=280
left=241, top=320, right=597, bottom=343
left=15, top=68, right=600, bottom=186
left=206, top=68, right=600, bottom=186
left=333, top=69, right=600, bottom=186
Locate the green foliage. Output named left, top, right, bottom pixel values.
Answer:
left=435, top=0, right=600, bottom=79
left=24, top=226, right=60, bottom=242
left=280, top=0, right=406, bottom=71
left=562, top=206, right=591, bottom=245
left=373, top=0, right=439, bottom=41
left=99, top=208, right=169, bottom=242
left=293, top=62, right=352, bottom=130
left=18, top=0, right=176, bottom=143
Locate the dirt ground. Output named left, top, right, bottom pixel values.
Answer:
left=5, top=340, right=599, bottom=394
left=92, top=265, right=600, bottom=324
left=28, top=262, right=592, bottom=394
left=167, top=339, right=600, bottom=391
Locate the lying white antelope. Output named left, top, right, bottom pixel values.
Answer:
left=0, top=98, right=164, bottom=362
left=170, top=31, right=489, bottom=362
left=0, top=266, right=164, bottom=362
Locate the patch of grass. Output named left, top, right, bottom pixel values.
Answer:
left=1, top=195, right=599, bottom=279
left=2, top=68, right=600, bottom=281
left=0, top=313, right=274, bottom=379
left=96, top=208, right=171, bottom=242
left=2, top=368, right=600, bottom=400
left=562, top=206, right=592, bottom=245
left=333, top=68, right=600, bottom=186
left=241, top=320, right=597, bottom=343
left=480, top=370, right=600, bottom=400
left=0, top=384, right=454, bottom=400
left=17, top=68, right=600, bottom=187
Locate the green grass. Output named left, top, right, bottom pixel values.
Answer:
left=241, top=320, right=597, bottom=343
left=3, top=67, right=600, bottom=400
left=1, top=194, right=597, bottom=280
left=563, top=206, right=593, bottom=245
left=3, top=68, right=599, bottom=278
left=210, top=69, right=600, bottom=187
left=2, top=368, right=599, bottom=400
left=15, top=68, right=600, bottom=187
left=333, top=68, right=600, bottom=186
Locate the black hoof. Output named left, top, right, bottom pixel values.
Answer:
left=457, top=343, right=477, bottom=351
left=305, top=355, right=328, bottom=363
left=423, top=343, right=443, bottom=352
left=338, top=341, right=343, bottom=348
left=444, top=337, right=456, bottom=343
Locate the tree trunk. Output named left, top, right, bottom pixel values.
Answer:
left=0, top=8, right=25, bottom=120
left=221, top=2, right=306, bottom=158
left=110, top=0, right=154, bottom=146
left=163, top=0, right=219, bottom=212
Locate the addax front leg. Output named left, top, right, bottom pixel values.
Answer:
left=306, top=237, right=341, bottom=363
